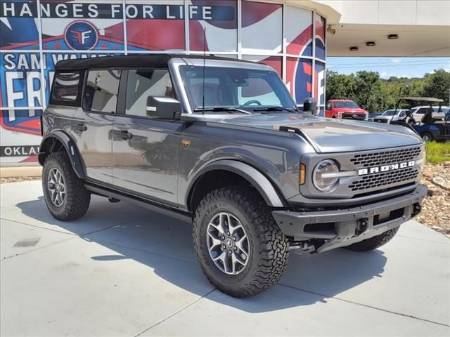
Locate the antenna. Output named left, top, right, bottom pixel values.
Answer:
left=202, top=25, right=206, bottom=115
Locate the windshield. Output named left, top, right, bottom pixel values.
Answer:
left=334, top=101, right=359, bottom=108
left=383, top=110, right=397, bottom=116
left=179, top=65, right=296, bottom=113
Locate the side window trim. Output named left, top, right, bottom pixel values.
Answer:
left=82, top=68, right=121, bottom=115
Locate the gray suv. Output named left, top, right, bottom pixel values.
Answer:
left=39, top=55, right=427, bottom=297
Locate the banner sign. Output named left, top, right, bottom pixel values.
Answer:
left=0, top=145, right=39, bottom=157
left=0, top=2, right=234, bottom=20
left=1, top=0, right=325, bottom=165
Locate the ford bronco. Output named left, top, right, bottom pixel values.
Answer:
left=39, top=55, right=427, bottom=297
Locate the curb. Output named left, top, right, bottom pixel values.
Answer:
left=0, top=166, right=42, bottom=178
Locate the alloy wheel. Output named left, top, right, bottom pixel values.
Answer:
left=206, top=212, right=250, bottom=275
left=47, top=168, right=66, bottom=207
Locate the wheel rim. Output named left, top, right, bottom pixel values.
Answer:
left=206, top=212, right=250, bottom=275
left=422, top=134, right=431, bottom=141
left=47, top=168, right=66, bottom=207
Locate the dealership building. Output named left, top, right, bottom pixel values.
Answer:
left=1, top=0, right=449, bottom=167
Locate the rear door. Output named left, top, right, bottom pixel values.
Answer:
left=68, top=69, right=120, bottom=184
left=111, top=68, right=183, bottom=204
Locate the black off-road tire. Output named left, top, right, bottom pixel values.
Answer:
left=42, top=151, right=91, bottom=221
left=193, top=186, right=289, bottom=297
left=345, top=227, right=399, bottom=252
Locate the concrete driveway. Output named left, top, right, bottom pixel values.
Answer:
left=1, top=180, right=449, bottom=337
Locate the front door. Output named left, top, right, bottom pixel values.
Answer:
left=112, top=68, right=183, bottom=204
left=70, top=69, right=120, bottom=184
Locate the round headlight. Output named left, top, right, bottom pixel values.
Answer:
left=313, top=159, right=339, bottom=192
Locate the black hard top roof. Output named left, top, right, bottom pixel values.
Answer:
left=55, top=54, right=253, bottom=71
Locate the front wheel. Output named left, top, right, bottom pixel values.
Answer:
left=193, top=186, right=289, bottom=297
left=344, top=227, right=399, bottom=252
left=421, top=132, right=433, bottom=142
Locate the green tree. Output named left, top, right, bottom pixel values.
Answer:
left=325, top=69, right=450, bottom=113
left=326, top=71, right=356, bottom=100
left=422, top=69, right=450, bottom=104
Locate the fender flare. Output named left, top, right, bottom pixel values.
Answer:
left=38, top=131, right=86, bottom=179
left=187, top=159, right=285, bottom=208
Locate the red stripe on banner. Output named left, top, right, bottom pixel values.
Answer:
left=242, top=1, right=280, bottom=28
left=20, top=155, right=38, bottom=163
left=125, top=20, right=186, bottom=50
left=286, top=25, right=313, bottom=56
left=260, top=56, right=282, bottom=77
left=0, top=117, right=42, bottom=136
left=315, top=15, right=325, bottom=41
left=303, top=62, right=312, bottom=75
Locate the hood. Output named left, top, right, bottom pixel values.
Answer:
left=211, top=113, right=422, bottom=153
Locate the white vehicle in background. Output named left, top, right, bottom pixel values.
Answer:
left=373, top=109, right=409, bottom=124
left=410, top=105, right=448, bottom=123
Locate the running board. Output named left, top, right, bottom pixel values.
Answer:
left=85, top=183, right=192, bottom=223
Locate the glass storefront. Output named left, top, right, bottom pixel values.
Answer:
left=0, top=0, right=326, bottom=164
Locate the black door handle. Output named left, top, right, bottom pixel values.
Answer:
left=120, top=130, right=132, bottom=140
left=76, top=123, right=87, bottom=132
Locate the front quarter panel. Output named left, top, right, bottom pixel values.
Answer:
left=178, top=122, right=313, bottom=209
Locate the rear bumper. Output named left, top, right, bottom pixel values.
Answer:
left=272, top=184, right=427, bottom=253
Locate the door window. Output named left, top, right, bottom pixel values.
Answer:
left=83, top=70, right=121, bottom=113
left=125, top=69, right=174, bottom=118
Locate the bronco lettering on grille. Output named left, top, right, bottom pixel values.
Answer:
left=357, top=161, right=415, bottom=176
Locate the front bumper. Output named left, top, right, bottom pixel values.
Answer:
left=272, top=184, right=427, bottom=253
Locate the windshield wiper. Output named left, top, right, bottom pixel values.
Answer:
left=253, top=106, right=296, bottom=113
left=193, top=107, right=252, bottom=114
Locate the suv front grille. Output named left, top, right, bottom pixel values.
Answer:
left=350, top=146, right=422, bottom=167
left=347, top=146, right=422, bottom=193
left=349, top=167, right=419, bottom=191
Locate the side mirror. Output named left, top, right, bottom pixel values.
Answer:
left=146, top=96, right=181, bottom=119
left=303, top=97, right=317, bottom=115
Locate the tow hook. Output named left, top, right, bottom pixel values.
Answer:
left=412, top=203, right=422, bottom=217
left=355, top=218, right=368, bottom=235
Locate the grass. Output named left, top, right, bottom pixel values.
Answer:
left=425, top=141, right=450, bottom=164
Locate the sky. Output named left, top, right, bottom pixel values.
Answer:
left=327, top=57, right=450, bottom=79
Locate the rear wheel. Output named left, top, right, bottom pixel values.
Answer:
left=345, top=227, right=399, bottom=252
left=42, top=152, right=91, bottom=221
left=193, top=186, right=289, bottom=297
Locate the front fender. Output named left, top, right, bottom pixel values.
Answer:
left=38, top=130, right=85, bottom=179
left=186, top=159, right=285, bottom=208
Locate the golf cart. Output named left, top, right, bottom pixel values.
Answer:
left=390, top=97, right=449, bottom=141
